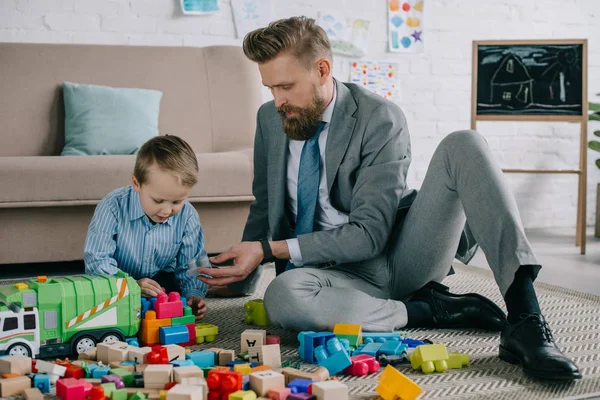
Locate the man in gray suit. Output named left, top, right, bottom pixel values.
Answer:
left=196, top=16, right=580, bottom=381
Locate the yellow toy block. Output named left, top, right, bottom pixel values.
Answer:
left=376, top=365, right=422, bottom=400
left=195, top=323, right=219, bottom=344
left=229, top=390, right=257, bottom=400
left=448, top=352, right=470, bottom=369
left=410, top=344, right=449, bottom=373
left=233, top=363, right=252, bottom=375
left=333, top=324, right=362, bottom=337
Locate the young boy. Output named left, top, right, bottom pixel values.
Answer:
left=84, top=135, right=208, bottom=319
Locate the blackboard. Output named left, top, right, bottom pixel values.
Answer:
left=475, top=42, right=584, bottom=116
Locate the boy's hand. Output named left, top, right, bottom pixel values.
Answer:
left=187, top=296, right=207, bottom=319
left=137, top=278, right=164, bottom=298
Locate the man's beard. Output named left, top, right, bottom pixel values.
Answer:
left=278, top=94, right=327, bottom=141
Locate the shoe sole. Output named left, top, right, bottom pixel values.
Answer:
left=499, top=345, right=583, bottom=381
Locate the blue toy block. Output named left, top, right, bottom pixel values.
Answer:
left=126, top=338, right=140, bottom=347
left=186, top=350, right=216, bottom=368
left=362, top=332, right=402, bottom=343
left=170, top=359, right=195, bottom=367
left=314, top=338, right=352, bottom=375
left=242, top=374, right=250, bottom=390
left=297, top=331, right=336, bottom=364
left=353, top=342, right=383, bottom=357
left=338, top=338, right=351, bottom=353
left=379, top=341, right=408, bottom=356
left=402, top=338, right=429, bottom=348
left=92, top=366, right=111, bottom=379
left=159, top=325, right=189, bottom=345
left=288, top=378, right=313, bottom=394
left=33, top=374, right=50, bottom=393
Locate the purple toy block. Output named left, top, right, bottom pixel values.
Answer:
left=288, top=393, right=316, bottom=400
left=101, top=374, right=125, bottom=389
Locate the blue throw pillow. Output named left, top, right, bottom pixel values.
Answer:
left=61, top=82, right=163, bottom=156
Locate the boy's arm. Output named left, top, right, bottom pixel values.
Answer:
left=175, top=211, right=208, bottom=299
left=84, top=197, right=120, bottom=276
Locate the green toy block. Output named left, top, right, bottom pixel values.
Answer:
left=448, top=352, right=470, bottom=369
left=172, top=306, right=195, bottom=325
left=334, top=333, right=360, bottom=348
left=101, top=383, right=117, bottom=397
left=239, top=352, right=249, bottom=361
left=229, top=390, right=257, bottom=400
left=111, top=388, right=128, bottom=400
left=201, top=366, right=214, bottom=377
left=129, top=391, right=147, bottom=400
left=195, top=323, right=219, bottom=344
left=244, top=299, right=271, bottom=326
left=109, top=368, right=134, bottom=387
left=410, top=344, right=449, bottom=373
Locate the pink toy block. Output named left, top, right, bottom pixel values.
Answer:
left=266, top=335, right=280, bottom=345
left=56, top=378, right=93, bottom=400
left=343, top=354, right=380, bottom=376
left=268, top=387, right=292, bottom=400
left=155, top=292, right=184, bottom=319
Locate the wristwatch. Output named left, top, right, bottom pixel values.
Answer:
left=260, top=239, right=276, bottom=263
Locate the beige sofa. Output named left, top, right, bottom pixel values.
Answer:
left=0, top=43, right=263, bottom=265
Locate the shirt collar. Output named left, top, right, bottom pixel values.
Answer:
left=128, top=185, right=173, bottom=226
left=321, top=79, right=337, bottom=124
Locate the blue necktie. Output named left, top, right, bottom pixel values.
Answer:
left=287, top=121, right=326, bottom=271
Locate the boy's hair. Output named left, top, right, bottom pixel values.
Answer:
left=134, top=135, right=198, bottom=187
left=242, top=16, right=332, bottom=69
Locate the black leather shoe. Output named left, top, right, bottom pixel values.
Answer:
left=500, top=313, right=582, bottom=380
left=410, top=281, right=507, bottom=331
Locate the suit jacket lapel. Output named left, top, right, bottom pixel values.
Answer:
left=326, top=82, right=357, bottom=193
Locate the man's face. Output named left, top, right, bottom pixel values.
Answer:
left=259, top=52, right=328, bottom=141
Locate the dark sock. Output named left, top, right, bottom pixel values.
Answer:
left=405, top=300, right=433, bottom=327
left=504, top=265, right=542, bottom=323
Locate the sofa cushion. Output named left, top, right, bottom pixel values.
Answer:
left=0, top=151, right=253, bottom=206
left=61, top=82, right=162, bottom=156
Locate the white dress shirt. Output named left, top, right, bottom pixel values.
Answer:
left=286, top=84, right=349, bottom=266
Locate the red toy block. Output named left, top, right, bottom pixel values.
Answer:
left=56, top=378, right=93, bottom=400
left=88, top=386, right=108, bottom=400
left=206, top=369, right=242, bottom=400
left=343, top=354, right=380, bottom=376
left=266, top=335, right=280, bottom=345
left=64, top=364, right=85, bottom=379
left=181, top=323, right=197, bottom=347
left=154, top=292, right=183, bottom=319
left=147, top=346, right=170, bottom=364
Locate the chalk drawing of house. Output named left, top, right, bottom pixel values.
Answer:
left=490, top=53, right=533, bottom=107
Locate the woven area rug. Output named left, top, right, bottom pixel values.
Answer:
left=2, top=264, right=600, bottom=400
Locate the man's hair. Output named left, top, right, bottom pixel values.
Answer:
left=243, top=16, right=332, bottom=68
left=134, top=135, right=198, bottom=187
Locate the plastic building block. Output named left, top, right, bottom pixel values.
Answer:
left=160, top=325, right=190, bottom=345
left=129, top=390, right=148, bottom=400
left=379, top=341, right=408, bottom=356
left=266, top=335, right=280, bottom=345
left=33, top=373, right=50, bottom=393
left=234, top=363, right=252, bottom=374
left=229, top=390, right=257, bottom=400
left=112, top=388, right=128, bottom=400
left=268, top=387, right=292, bottom=400
left=362, top=332, right=402, bottom=344
left=288, top=393, right=316, bottom=400
left=187, top=350, right=216, bottom=368
left=140, top=310, right=172, bottom=346
left=92, top=366, right=111, bottom=379
left=410, top=344, right=449, bottom=373
left=126, top=338, right=140, bottom=347
left=353, top=342, right=383, bottom=357
left=56, top=378, right=93, bottom=400
left=313, top=338, right=352, bottom=376
left=343, top=354, right=380, bottom=376
left=101, top=374, right=125, bottom=389
left=376, top=365, right=422, bottom=400
left=155, top=292, right=184, bottom=319
left=100, top=382, right=116, bottom=397
left=244, top=299, right=271, bottom=326
left=148, top=346, right=170, bottom=364
left=195, top=323, right=219, bottom=344
left=109, top=367, right=134, bottom=387
left=172, top=307, right=195, bottom=326
left=333, top=324, right=362, bottom=348
left=448, top=352, right=470, bottom=369
left=401, top=338, right=429, bottom=348
left=171, top=359, right=195, bottom=368
left=206, top=369, right=242, bottom=400
left=287, top=378, right=313, bottom=394
left=309, top=380, right=348, bottom=400
left=297, top=332, right=336, bottom=364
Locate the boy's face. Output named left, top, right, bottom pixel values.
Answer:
left=132, top=164, right=191, bottom=224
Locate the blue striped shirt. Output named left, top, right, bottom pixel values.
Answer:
left=84, top=185, right=208, bottom=298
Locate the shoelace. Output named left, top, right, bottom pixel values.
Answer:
left=520, top=313, right=554, bottom=343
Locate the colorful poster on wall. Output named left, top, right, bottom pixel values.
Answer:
left=180, top=0, right=219, bottom=15
left=350, top=61, right=401, bottom=102
left=318, top=12, right=370, bottom=57
left=388, top=0, right=424, bottom=53
left=231, top=0, right=274, bottom=38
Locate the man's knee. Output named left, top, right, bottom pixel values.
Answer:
left=440, top=129, right=487, bottom=152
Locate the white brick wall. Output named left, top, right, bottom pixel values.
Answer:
left=1, top=0, right=599, bottom=229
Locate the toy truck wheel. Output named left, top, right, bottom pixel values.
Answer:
left=73, top=336, right=97, bottom=354
left=7, top=343, right=31, bottom=357
left=101, top=333, right=122, bottom=344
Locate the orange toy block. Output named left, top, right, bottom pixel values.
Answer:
left=141, top=310, right=172, bottom=345
left=376, top=365, right=422, bottom=400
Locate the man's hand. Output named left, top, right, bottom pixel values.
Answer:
left=137, top=278, right=164, bottom=298
left=196, top=242, right=264, bottom=286
left=187, top=296, right=207, bottom=320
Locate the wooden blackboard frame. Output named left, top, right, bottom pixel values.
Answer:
left=471, top=39, right=588, bottom=254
